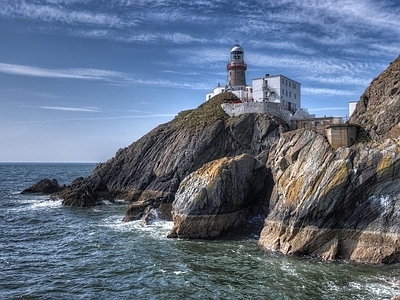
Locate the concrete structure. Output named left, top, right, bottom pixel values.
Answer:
left=296, top=117, right=343, bottom=134
left=221, top=102, right=293, bottom=125
left=325, top=124, right=358, bottom=149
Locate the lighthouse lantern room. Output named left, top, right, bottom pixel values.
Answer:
left=227, top=43, right=247, bottom=87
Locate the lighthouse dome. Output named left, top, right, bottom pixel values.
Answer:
left=230, top=43, right=244, bottom=62
left=231, top=44, right=244, bottom=53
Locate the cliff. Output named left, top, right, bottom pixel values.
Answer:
left=349, top=55, right=400, bottom=140
left=257, top=55, right=400, bottom=263
left=57, top=92, right=288, bottom=221
left=258, top=130, right=400, bottom=263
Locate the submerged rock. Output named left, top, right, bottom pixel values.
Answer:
left=22, top=178, right=65, bottom=194
left=168, top=154, right=271, bottom=238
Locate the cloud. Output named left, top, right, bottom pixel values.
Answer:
left=0, top=62, right=129, bottom=82
left=14, top=113, right=177, bottom=124
left=0, top=1, right=126, bottom=27
left=40, top=106, right=101, bottom=112
left=308, top=107, right=349, bottom=112
left=302, top=87, right=359, bottom=96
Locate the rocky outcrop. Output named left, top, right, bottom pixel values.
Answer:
left=66, top=93, right=287, bottom=219
left=349, top=55, right=400, bottom=140
left=258, top=129, right=400, bottom=263
left=58, top=176, right=113, bottom=207
left=22, top=178, right=65, bottom=194
left=168, top=154, right=271, bottom=238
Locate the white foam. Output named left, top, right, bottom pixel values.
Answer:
left=99, top=214, right=173, bottom=238
left=30, top=199, right=63, bottom=209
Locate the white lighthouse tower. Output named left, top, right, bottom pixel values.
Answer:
left=227, top=43, right=247, bottom=87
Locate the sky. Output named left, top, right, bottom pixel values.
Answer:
left=0, top=0, right=399, bottom=162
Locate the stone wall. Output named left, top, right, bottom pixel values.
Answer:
left=221, top=102, right=293, bottom=125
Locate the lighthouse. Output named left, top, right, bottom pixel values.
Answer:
left=227, top=43, right=247, bottom=87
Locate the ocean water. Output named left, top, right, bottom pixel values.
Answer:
left=1, top=163, right=399, bottom=300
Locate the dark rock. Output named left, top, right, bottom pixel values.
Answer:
left=22, top=178, right=65, bottom=194
left=59, top=176, right=113, bottom=207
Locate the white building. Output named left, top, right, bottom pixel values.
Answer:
left=206, top=43, right=301, bottom=114
left=252, top=74, right=301, bottom=113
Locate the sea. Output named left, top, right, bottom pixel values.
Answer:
left=1, top=163, right=399, bottom=300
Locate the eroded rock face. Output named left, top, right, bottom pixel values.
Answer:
left=349, top=55, right=400, bottom=140
left=258, top=129, right=400, bottom=263
left=168, top=154, right=270, bottom=238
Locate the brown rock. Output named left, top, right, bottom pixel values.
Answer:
left=168, top=154, right=270, bottom=238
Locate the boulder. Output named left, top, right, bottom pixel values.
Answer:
left=21, top=178, right=65, bottom=194
left=168, top=154, right=270, bottom=238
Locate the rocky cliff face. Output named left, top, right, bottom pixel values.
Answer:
left=58, top=92, right=288, bottom=221
left=258, top=129, right=400, bottom=263
left=257, top=55, right=400, bottom=263
left=349, top=55, right=400, bottom=140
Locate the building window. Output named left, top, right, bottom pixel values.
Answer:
left=286, top=90, right=288, bottom=96
left=286, top=79, right=288, bottom=85
left=294, top=94, right=297, bottom=99
left=282, top=89, right=284, bottom=95
left=293, top=83, right=296, bottom=89
left=289, top=92, right=292, bottom=97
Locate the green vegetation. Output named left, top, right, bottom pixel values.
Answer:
left=174, top=92, right=238, bottom=130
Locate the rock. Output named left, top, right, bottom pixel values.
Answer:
left=349, top=55, right=400, bottom=140
left=168, top=154, right=270, bottom=238
left=59, top=92, right=287, bottom=219
left=258, top=129, right=400, bottom=263
left=21, top=178, right=65, bottom=194
left=58, top=176, right=113, bottom=207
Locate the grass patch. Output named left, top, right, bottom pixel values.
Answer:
left=174, top=92, right=239, bottom=130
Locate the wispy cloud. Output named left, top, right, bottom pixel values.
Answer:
left=0, top=1, right=127, bottom=27
left=0, top=62, right=128, bottom=82
left=40, top=106, right=101, bottom=112
left=302, top=87, right=360, bottom=96
left=308, top=107, right=349, bottom=112
left=14, top=114, right=177, bottom=124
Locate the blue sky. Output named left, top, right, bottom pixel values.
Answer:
left=0, top=0, right=399, bottom=162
